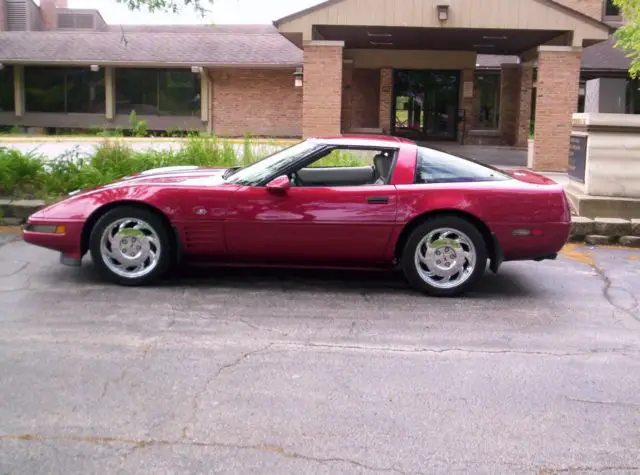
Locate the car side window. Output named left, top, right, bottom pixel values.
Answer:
left=415, top=147, right=509, bottom=184
left=293, top=147, right=395, bottom=188
left=307, top=148, right=378, bottom=169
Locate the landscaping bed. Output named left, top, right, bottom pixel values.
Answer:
left=0, top=136, right=364, bottom=200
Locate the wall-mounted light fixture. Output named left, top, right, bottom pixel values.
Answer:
left=294, top=67, right=303, bottom=87
left=191, top=66, right=203, bottom=74
left=90, top=65, right=100, bottom=72
left=0, top=63, right=4, bottom=70
left=437, top=4, right=449, bottom=21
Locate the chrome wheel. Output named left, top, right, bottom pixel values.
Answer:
left=99, top=218, right=161, bottom=280
left=414, top=227, right=476, bottom=290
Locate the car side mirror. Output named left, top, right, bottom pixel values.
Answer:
left=266, top=175, right=290, bottom=193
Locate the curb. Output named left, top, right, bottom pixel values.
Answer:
left=0, top=199, right=46, bottom=225
left=569, top=216, right=640, bottom=247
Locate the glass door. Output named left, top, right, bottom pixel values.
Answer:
left=392, top=70, right=460, bottom=141
left=392, top=71, right=426, bottom=141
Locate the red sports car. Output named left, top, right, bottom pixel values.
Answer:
left=22, top=135, right=571, bottom=296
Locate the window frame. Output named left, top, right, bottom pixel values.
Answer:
left=24, top=66, right=105, bottom=114
left=292, top=145, right=400, bottom=188
left=227, top=141, right=400, bottom=188
left=413, top=146, right=510, bottom=185
left=473, top=72, right=502, bottom=131
left=115, top=67, right=201, bottom=117
left=603, top=0, right=622, bottom=19
left=0, top=65, right=15, bottom=112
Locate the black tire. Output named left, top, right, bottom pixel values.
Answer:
left=401, top=216, right=488, bottom=297
left=89, top=206, right=172, bottom=286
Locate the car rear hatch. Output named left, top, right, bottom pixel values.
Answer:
left=502, top=168, right=561, bottom=186
left=503, top=168, right=574, bottom=219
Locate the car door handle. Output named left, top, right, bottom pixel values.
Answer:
left=367, top=196, right=389, bottom=204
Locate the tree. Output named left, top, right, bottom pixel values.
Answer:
left=612, top=0, right=640, bottom=78
left=115, top=0, right=213, bottom=14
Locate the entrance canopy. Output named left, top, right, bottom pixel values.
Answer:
left=275, top=0, right=611, bottom=53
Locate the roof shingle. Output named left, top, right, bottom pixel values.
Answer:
left=581, top=36, right=631, bottom=71
left=0, top=25, right=303, bottom=67
left=0, top=23, right=629, bottom=72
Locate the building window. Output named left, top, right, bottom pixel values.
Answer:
left=24, top=67, right=105, bottom=113
left=115, top=68, right=201, bottom=116
left=474, top=73, right=500, bottom=130
left=604, top=0, right=621, bottom=16
left=0, top=66, right=14, bottom=112
left=577, top=80, right=586, bottom=113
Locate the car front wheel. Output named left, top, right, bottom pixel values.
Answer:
left=89, top=206, right=172, bottom=286
left=401, top=216, right=488, bottom=297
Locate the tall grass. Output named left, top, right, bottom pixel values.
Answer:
left=0, top=136, right=368, bottom=199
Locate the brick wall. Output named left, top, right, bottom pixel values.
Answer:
left=350, top=69, right=380, bottom=129
left=40, top=0, right=67, bottom=29
left=516, top=64, right=534, bottom=148
left=341, top=61, right=353, bottom=132
left=554, top=0, right=603, bottom=19
left=532, top=48, right=582, bottom=171
left=302, top=43, right=343, bottom=137
left=379, top=68, right=392, bottom=133
left=211, top=69, right=302, bottom=137
left=500, top=66, right=520, bottom=146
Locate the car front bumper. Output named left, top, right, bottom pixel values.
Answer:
left=23, top=218, right=84, bottom=264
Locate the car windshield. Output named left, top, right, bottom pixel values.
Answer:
left=225, top=140, right=325, bottom=186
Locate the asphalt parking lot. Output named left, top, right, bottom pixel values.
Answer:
left=1, top=230, right=640, bottom=474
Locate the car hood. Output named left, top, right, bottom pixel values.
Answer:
left=68, top=166, right=230, bottom=197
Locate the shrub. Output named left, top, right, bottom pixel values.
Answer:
left=0, top=136, right=366, bottom=199
left=0, top=147, right=46, bottom=197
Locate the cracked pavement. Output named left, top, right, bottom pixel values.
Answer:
left=1, top=234, right=640, bottom=474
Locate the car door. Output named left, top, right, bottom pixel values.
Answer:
left=224, top=149, right=398, bottom=266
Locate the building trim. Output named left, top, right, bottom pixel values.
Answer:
left=13, top=65, right=24, bottom=117
left=303, top=40, right=345, bottom=47
left=200, top=70, right=209, bottom=123
left=105, top=66, right=114, bottom=120
left=544, top=0, right=613, bottom=31
left=274, top=0, right=342, bottom=26
left=0, top=59, right=302, bottom=68
left=275, top=0, right=611, bottom=34
left=538, top=45, right=582, bottom=52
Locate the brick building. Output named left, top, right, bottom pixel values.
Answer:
left=0, top=0, right=637, bottom=171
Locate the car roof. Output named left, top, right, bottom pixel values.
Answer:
left=309, top=134, right=415, bottom=148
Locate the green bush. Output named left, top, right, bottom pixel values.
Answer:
left=0, top=136, right=368, bottom=200
left=0, top=147, right=45, bottom=197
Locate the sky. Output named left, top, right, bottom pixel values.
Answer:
left=64, top=0, right=324, bottom=25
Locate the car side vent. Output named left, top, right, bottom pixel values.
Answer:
left=183, top=224, right=220, bottom=253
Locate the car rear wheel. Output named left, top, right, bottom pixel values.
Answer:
left=89, top=206, right=172, bottom=286
left=401, top=216, right=487, bottom=297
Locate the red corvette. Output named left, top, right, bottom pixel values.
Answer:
left=22, top=135, right=571, bottom=296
